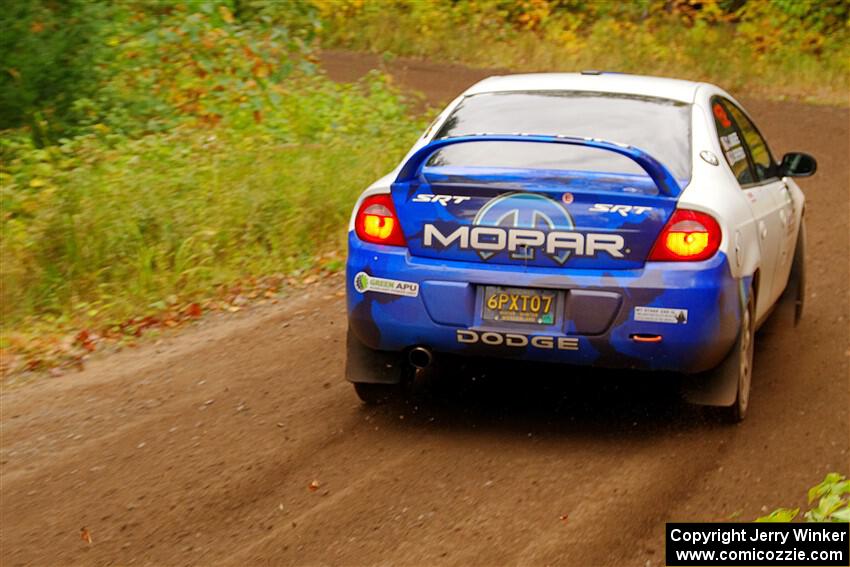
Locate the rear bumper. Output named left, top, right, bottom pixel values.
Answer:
left=346, top=232, right=744, bottom=373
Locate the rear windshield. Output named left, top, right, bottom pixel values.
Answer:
left=431, top=91, right=692, bottom=182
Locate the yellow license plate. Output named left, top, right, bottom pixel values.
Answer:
left=481, top=286, right=559, bottom=325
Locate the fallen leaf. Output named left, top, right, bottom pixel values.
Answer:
left=80, top=527, right=92, bottom=544
left=72, top=329, right=98, bottom=351
left=184, top=303, right=203, bottom=318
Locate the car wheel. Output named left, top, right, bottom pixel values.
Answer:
left=715, top=292, right=755, bottom=423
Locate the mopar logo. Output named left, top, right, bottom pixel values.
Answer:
left=423, top=193, right=625, bottom=263
left=474, top=192, right=575, bottom=262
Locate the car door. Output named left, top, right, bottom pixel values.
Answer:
left=711, top=97, right=784, bottom=316
left=723, top=102, right=798, bottom=305
left=722, top=100, right=794, bottom=308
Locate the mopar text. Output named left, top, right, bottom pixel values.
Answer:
left=424, top=224, right=625, bottom=259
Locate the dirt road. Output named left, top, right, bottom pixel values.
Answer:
left=2, top=51, right=848, bottom=567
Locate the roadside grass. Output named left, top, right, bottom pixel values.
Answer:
left=1, top=1, right=431, bottom=375
left=1, top=74, right=427, bottom=374
left=4, top=136, right=392, bottom=319
left=318, top=4, right=850, bottom=106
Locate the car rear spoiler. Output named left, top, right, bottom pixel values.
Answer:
left=393, top=134, right=683, bottom=197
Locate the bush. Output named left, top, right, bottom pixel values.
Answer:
left=757, top=473, right=850, bottom=523
left=0, top=72, right=424, bottom=330
left=0, top=1, right=427, bottom=346
left=0, top=0, right=109, bottom=143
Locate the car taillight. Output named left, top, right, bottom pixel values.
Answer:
left=648, top=209, right=721, bottom=261
left=354, top=194, right=406, bottom=246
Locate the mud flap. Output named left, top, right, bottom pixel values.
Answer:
left=680, top=332, right=741, bottom=407
left=788, top=219, right=806, bottom=326
left=681, top=280, right=751, bottom=407
left=345, top=328, right=405, bottom=384
left=771, top=219, right=806, bottom=329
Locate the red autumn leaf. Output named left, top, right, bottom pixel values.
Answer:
left=184, top=303, right=203, bottom=318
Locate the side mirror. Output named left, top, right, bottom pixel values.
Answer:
left=779, top=152, right=817, bottom=178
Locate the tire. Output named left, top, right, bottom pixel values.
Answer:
left=714, top=292, right=756, bottom=423
left=352, top=382, right=401, bottom=405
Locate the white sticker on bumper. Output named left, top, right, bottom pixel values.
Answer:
left=353, top=272, right=419, bottom=297
left=634, top=306, right=688, bottom=324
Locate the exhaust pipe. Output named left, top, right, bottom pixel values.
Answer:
left=408, top=347, right=433, bottom=369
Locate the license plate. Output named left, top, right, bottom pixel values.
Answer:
left=481, top=286, right=559, bottom=325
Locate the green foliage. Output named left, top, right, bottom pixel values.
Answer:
left=756, top=473, right=850, bottom=523
left=0, top=0, right=110, bottom=143
left=0, top=1, right=426, bottom=337
left=805, top=473, right=850, bottom=522
left=1, top=0, right=323, bottom=143
left=1, top=72, right=423, bottom=328
left=315, top=0, right=849, bottom=105
left=755, top=508, right=801, bottom=523
left=233, top=0, right=322, bottom=41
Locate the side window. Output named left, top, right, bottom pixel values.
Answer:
left=725, top=102, right=777, bottom=182
left=711, top=98, right=754, bottom=185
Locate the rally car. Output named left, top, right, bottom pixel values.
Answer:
left=345, top=72, right=816, bottom=421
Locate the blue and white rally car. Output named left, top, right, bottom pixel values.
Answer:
left=345, top=72, right=816, bottom=421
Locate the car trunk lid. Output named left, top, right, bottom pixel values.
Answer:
left=390, top=135, right=683, bottom=270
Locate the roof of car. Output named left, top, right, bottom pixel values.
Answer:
left=464, top=72, right=705, bottom=103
